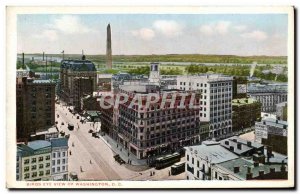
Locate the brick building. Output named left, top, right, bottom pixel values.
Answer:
left=59, top=57, right=97, bottom=111
left=16, top=77, right=56, bottom=141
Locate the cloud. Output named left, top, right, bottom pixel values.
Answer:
left=48, top=15, right=94, bottom=34
left=241, top=30, right=268, bottom=41
left=131, top=28, right=155, bottom=40
left=199, top=21, right=231, bottom=36
left=153, top=20, right=183, bottom=37
left=233, top=25, right=247, bottom=32
left=34, top=30, right=58, bottom=41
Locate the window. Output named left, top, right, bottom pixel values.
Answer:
left=62, top=166, right=65, bottom=171
left=192, top=158, right=194, bottom=164
left=62, top=152, right=66, bottom=157
left=32, top=172, right=37, bottom=178
left=62, top=159, right=66, bottom=164
left=24, top=159, right=29, bottom=164
left=46, top=170, right=50, bottom=175
left=215, top=172, right=218, bottom=179
left=39, top=164, right=44, bottom=169
left=57, top=167, right=60, bottom=172
left=57, top=160, right=60, bottom=165
left=52, top=153, right=56, bottom=158
left=39, top=171, right=44, bottom=176
left=46, top=155, right=50, bottom=160
left=197, top=161, right=199, bottom=168
left=31, top=158, right=36, bottom=163
left=24, top=173, right=30, bottom=179
left=24, top=167, right=29, bottom=172
left=31, top=165, right=36, bottom=170
left=52, top=160, right=55, bottom=165
left=187, top=155, right=189, bottom=161
left=52, top=168, right=55, bottom=173
left=58, top=152, right=61, bottom=158
left=39, top=157, right=43, bottom=162
left=46, top=163, right=50, bottom=167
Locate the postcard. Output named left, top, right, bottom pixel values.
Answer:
left=6, top=6, right=294, bottom=189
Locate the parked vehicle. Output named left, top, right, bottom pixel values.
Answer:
left=69, top=172, right=78, bottom=181
left=170, top=162, right=185, bottom=175
left=68, top=123, right=74, bottom=130
left=61, top=122, right=64, bottom=125
left=88, top=129, right=93, bottom=133
left=155, top=152, right=181, bottom=169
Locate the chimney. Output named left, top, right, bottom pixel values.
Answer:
left=22, top=53, right=25, bottom=69
left=246, top=167, right=253, bottom=180
left=225, top=140, right=229, bottom=145
left=247, top=141, right=252, bottom=147
left=263, top=121, right=266, bottom=125
left=259, top=170, right=264, bottom=177
left=254, top=161, right=259, bottom=167
left=233, top=166, right=240, bottom=173
left=232, top=139, right=237, bottom=143
left=270, top=168, right=276, bottom=173
left=237, top=143, right=242, bottom=150
left=245, top=99, right=248, bottom=103
left=229, top=146, right=234, bottom=152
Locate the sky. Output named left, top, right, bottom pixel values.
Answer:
left=17, top=14, right=288, bottom=56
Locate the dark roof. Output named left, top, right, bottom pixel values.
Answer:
left=217, top=158, right=284, bottom=180
left=50, top=138, right=68, bottom=148
left=61, top=60, right=96, bottom=71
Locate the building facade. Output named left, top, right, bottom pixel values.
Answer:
left=177, top=74, right=233, bottom=139
left=16, top=77, right=56, bottom=142
left=17, top=140, right=52, bottom=181
left=60, top=58, right=97, bottom=111
left=17, top=138, right=69, bottom=181
left=255, top=118, right=288, bottom=155
left=185, top=137, right=288, bottom=180
left=51, top=138, right=69, bottom=181
left=276, top=101, right=288, bottom=121
left=185, top=141, right=238, bottom=180
left=232, top=98, right=261, bottom=134
left=100, top=82, right=201, bottom=159
left=247, top=83, right=288, bottom=113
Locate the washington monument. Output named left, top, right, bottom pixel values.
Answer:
left=106, top=23, right=112, bottom=69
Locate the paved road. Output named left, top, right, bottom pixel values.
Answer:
left=56, top=104, right=121, bottom=180
left=55, top=102, right=187, bottom=181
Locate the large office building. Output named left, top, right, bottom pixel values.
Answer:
left=177, top=74, right=233, bottom=139
left=247, top=83, right=288, bottom=113
left=17, top=138, right=69, bottom=181
left=101, top=82, right=201, bottom=159
left=16, top=77, right=56, bottom=142
left=59, top=56, right=97, bottom=111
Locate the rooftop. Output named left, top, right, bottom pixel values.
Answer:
left=232, top=98, right=259, bottom=106
left=248, top=83, right=288, bottom=93
left=61, top=59, right=96, bottom=71
left=185, top=143, right=239, bottom=164
left=220, top=136, right=264, bottom=156
left=259, top=118, right=288, bottom=129
left=217, top=158, right=284, bottom=180
left=28, top=140, right=51, bottom=150
left=50, top=138, right=68, bottom=148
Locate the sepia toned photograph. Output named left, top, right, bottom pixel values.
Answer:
left=6, top=6, right=295, bottom=189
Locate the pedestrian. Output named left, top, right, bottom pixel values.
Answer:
left=80, top=166, right=83, bottom=172
left=153, top=171, right=155, bottom=175
left=69, top=151, right=72, bottom=155
left=120, top=148, right=122, bottom=152
left=169, top=170, right=171, bottom=176
left=117, top=144, right=118, bottom=148
left=128, top=152, right=130, bottom=157
left=128, top=159, right=129, bottom=164
left=150, top=172, right=152, bottom=176
left=90, top=160, right=92, bottom=164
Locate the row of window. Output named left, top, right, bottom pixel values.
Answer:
left=24, top=170, right=50, bottom=179
left=52, top=165, right=68, bottom=173
left=24, top=156, right=50, bottom=164
left=52, top=151, right=67, bottom=158
left=52, top=158, right=67, bottom=165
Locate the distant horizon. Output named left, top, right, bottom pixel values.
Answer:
left=18, top=14, right=288, bottom=56
left=17, top=53, right=287, bottom=58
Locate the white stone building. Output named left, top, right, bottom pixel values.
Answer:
left=184, top=141, right=238, bottom=180
left=177, top=74, right=233, bottom=139
left=51, top=138, right=69, bottom=181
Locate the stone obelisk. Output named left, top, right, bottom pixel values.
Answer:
left=106, top=23, right=112, bottom=69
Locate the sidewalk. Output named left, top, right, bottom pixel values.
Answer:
left=99, top=134, right=148, bottom=166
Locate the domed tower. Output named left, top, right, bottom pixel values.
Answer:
left=149, top=62, right=160, bottom=85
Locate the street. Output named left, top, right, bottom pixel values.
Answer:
left=55, top=102, right=185, bottom=181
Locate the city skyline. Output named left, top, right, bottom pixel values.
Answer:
left=17, top=14, right=288, bottom=56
